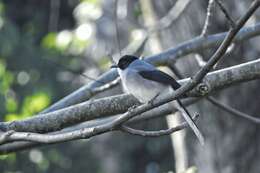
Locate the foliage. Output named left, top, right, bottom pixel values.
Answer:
left=0, top=0, right=84, bottom=172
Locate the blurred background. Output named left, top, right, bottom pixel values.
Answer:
left=0, top=0, right=260, bottom=173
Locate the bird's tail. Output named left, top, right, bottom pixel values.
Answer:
left=175, top=99, right=205, bottom=145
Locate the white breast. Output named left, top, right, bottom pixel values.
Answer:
left=118, top=68, right=171, bottom=103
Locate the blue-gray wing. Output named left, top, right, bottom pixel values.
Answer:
left=138, top=70, right=181, bottom=90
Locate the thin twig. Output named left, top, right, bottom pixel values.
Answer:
left=115, top=0, right=190, bottom=58
left=201, top=0, right=215, bottom=37
left=150, top=0, right=191, bottom=32
left=195, top=54, right=207, bottom=68
left=192, top=0, right=260, bottom=85
left=114, top=0, right=121, bottom=56
left=120, top=113, right=199, bottom=137
left=207, top=96, right=260, bottom=123
left=215, top=0, right=235, bottom=27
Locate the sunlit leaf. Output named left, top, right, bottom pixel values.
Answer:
left=55, top=30, right=73, bottom=51
left=67, top=36, right=90, bottom=55
left=183, top=166, right=198, bottom=173
left=38, top=157, right=50, bottom=171
left=0, top=71, right=14, bottom=94
left=74, top=1, right=102, bottom=22
left=5, top=113, right=20, bottom=121
left=0, top=154, right=8, bottom=160
left=41, top=32, right=58, bottom=50
left=48, top=149, right=62, bottom=164
left=0, top=153, right=16, bottom=164
left=97, top=56, right=110, bottom=70
left=0, top=59, right=5, bottom=77
left=0, top=2, right=5, bottom=14
left=5, top=97, right=17, bottom=112
left=133, top=3, right=142, bottom=18
left=80, top=0, right=99, bottom=5
left=75, top=23, right=93, bottom=41
left=21, top=91, right=50, bottom=116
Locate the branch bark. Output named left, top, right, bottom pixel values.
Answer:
left=1, top=58, right=260, bottom=134
left=0, top=58, right=260, bottom=153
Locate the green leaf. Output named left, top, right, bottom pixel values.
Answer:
left=0, top=153, right=16, bottom=163
left=5, top=97, right=17, bottom=112
left=21, top=91, right=50, bottom=116
left=182, top=166, right=198, bottom=173
left=5, top=113, right=20, bottom=121
left=0, top=59, right=6, bottom=77
left=41, top=32, right=58, bottom=50
left=0, top=2, right=5, bottom=14
left=80, top=0, right=99, bottom=4
left=0, top=71, right=14, bottom=94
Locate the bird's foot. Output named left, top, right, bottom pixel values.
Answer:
left=128, top=104, right=138, bottom=112
left=148, top=93, right=160, bottom=106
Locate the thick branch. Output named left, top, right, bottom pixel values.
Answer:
left=0, top=114, right=199, bottom=144
left=1, top=58, right=260, bottom=153
left=0, top=98, right=198, bottom=154
left=1, top=58, right=260, bottom=134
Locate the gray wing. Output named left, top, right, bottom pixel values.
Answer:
left=138, top=70, right=181, bottom=90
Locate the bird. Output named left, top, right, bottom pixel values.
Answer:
left=111, top=55, right=204, bottom=145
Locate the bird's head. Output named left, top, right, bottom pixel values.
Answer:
left=111, top=55, right=138, bottom=70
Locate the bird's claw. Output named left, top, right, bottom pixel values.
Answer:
left=148, top=93, right=160, bottom=106
left=128, top=105, right=138, bottom=112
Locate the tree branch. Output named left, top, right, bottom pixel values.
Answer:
left=1, top=58, right=260, bottom=134
left=192, top=0, right=260, bottom=86
left=201, top=0, right=215, bottom=36
left=0, top=98, right=199, bottom=154
left=215, top=0, right=235, bottom=27
left=207, top=96, right=260, bottom=123
left=0, top=114, right=199, bottom=144
left=120, top=113, right=199, bottom=137
left=149, top=0, right=191, bottom=32
left=1, top=58, right=260, bottom=153
left=41, top=22, right=260, bottom=114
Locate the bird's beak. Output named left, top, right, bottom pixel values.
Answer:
left=110, top=64, right=118, bottom=68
